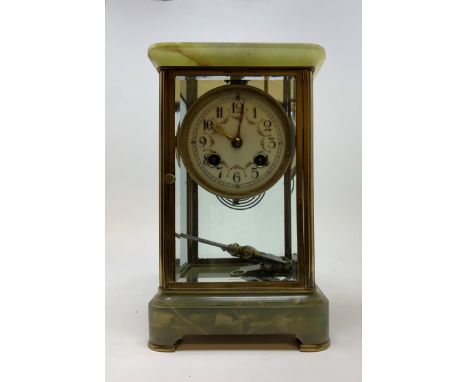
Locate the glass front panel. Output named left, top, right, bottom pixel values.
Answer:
left=174, top=74, right=297, bottom=283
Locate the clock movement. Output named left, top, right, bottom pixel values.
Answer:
left=147, top=42, right=329, bottom=352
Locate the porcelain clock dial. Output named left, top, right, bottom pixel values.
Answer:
left=177, top=85, right=292, bottom=198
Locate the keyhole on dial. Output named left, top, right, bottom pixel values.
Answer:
left=207, top=153, right=221, bottom=166
left=254, top=154, right=268, bottom=167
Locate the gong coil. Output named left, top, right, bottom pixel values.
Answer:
left=216, top=193, right=265, bottom=210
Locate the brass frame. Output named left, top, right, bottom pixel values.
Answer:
left=148, top=338, right=330, bottom=352
left=158, top=67, right=314, bottom=292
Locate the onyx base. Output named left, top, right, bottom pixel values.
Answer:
left=148, top=287, right=329, bottom=352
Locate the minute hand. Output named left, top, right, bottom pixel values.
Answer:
left=235, top=101, right=245, bottom=139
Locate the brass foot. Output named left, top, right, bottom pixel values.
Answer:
left=148, top=341, right=179, bottom=352
left=297, top=340, right=330, bottom=352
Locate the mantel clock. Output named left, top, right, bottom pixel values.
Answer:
left=147, top=42, right=329, bottom=352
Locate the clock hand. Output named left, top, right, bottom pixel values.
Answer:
left=229, top=101, right=245, bottom=149
left=175, top=232, right=290, bottom=265
left=211, top=120, right=234, bottom=140
left=235, top=100, right=245, bottom=139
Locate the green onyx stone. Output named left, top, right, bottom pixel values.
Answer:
left=148, top=42, right=326, bottom=76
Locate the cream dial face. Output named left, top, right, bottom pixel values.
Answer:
left=178, top=85, right=292, bottom=199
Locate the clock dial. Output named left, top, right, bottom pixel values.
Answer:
left=177, top=85, right=292, bottom=198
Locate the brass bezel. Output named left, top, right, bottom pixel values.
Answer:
left=177, top=84, right=293, bottom=199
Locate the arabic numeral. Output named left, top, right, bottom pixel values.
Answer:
left=232, top=101, right=243, bottom=113
left=233, top=172, right=241, bottom=183
left=251, top=168, right=259, bottom=178
left=216, top=106, right=223, bottom=118
left=203, top=119, right=214, bottom=131
left=262, top=119, right=272, bottom=136
left=267, top=137, right=276, bottom=149
left=199, top=136, right=207, bottom=146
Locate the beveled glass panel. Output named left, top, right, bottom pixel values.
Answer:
left=174, top=75, right=297, bottom=283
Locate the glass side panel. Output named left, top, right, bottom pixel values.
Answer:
left=175, top=75, right=297, bottom=283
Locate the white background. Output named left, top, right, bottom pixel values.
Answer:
left=106, top=0, right=361, bottom=381
left=2, top=1, right=467, bottom=382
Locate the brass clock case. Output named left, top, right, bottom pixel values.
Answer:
left=177, top=84, right=293, bottom=199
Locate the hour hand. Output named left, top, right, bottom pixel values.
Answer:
left=211, top=119, right=234, bottom=140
